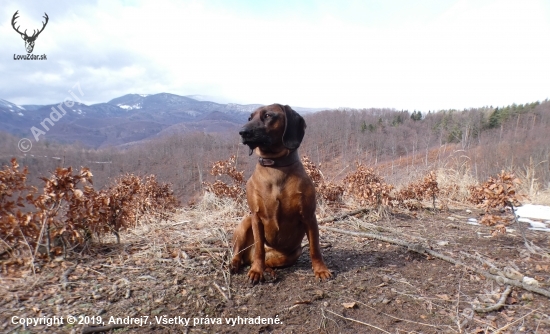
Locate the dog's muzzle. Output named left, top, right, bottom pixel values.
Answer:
left=239, top=126, right=270, bottom=148
left=239, top=127, right=253, bottom=140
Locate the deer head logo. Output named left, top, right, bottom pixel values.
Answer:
left=12, top=10, right=49, bottom=54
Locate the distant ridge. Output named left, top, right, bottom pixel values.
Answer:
left=0, top=93, right=326, bottom=148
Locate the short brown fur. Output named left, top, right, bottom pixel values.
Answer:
left=231, top=104, right=331, bottom=284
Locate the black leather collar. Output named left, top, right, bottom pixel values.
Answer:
left=258, top=150, right=300, bottom=167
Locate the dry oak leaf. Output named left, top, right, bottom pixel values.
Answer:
left=342, top=302, right=357, bottom=309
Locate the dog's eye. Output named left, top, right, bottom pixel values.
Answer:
left=265, top=114, right=272, bottom=119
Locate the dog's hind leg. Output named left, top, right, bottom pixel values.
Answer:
left=265, top=245, right=303, bottom=268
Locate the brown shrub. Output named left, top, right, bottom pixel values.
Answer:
left=468, top=171, right=525, bottom=211
left=302, top=156, right=344, bottom=203
left=0, top=158, right=179, bottom=267
left=0, top=159, right=40, bottom=256
left=396, top=171, right=440, bottom=209
left=343, top=163, right=394, bottom=206
left=468, top=171, right=526, bottom=234
left=203, top=155, right=246, bottom=202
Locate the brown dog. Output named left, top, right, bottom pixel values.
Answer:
left=230, top=104, right=331, bottom=284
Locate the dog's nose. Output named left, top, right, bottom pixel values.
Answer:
left=239, top=127, right=252, bottom=138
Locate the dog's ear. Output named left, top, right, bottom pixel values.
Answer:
left=280, top=104, right=306, bottom=150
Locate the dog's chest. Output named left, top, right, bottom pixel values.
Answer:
left=257, top=182, right=303, bottom=228
left=261, top=194, right=305, bottom=246
left=249, top=166, right=309, bottom=226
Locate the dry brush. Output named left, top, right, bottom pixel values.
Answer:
left=0, top=158, right=179, bottom=272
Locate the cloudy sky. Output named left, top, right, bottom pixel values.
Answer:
left=1, top=0, right=549, bottom=110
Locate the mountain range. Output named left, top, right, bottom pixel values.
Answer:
left=0, top=93, right=324, bottom=148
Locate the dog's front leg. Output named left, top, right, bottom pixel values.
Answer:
left=305, top=217, right=332, bottom=280
left=248, top=214, right=266, bottom=284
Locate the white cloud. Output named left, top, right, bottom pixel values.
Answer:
left=1, top=0, right=549, bottom=110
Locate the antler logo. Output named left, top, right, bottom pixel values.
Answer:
left=12, top=10, right=49, bottom=54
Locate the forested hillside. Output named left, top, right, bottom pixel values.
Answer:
left=1, top=100, right=549, bottom=203
left=300, top=100, right=549, bottom=186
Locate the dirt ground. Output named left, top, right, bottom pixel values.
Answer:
left=1, top=204, right=549, bottom=334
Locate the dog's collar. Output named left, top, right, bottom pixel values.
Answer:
left=258, top=150, right=300, bottom=167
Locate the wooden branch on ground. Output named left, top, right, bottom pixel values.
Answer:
left=318, top=207, right=372, bottom=223
left=321, top=226, right=550, bottom=298
left=320, top=226, right=421, bottom=250
left=212, top=282, right=229, bottom=301
left=460, top=251, right=499, bottom=271
left=180, top=247, right=228, bottom=253
left=319, top=208, right=427, bottom=243
left=356, top=220, right=428, bottom=243
left=474, top=285, right=513, bottom=313
left=325, top=309, right=390, bottom=333
left=352, top=299, right=452, bottom=330
left=493, top=309, right=539, bottom=334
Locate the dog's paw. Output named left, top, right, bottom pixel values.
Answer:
left=247, top=267, right=265, bottom=285
left=230, top=260, right=241, bottom=274
left=314, top=267, right=332, bottom=281
left=264, top=267, right=277, bottom=279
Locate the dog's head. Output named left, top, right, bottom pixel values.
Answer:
left=239, top=104, right=306, bottom=155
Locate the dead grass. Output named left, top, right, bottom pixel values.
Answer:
left=2, top=194, right=550, bottom=333
left=193, top=191, right=247, bottom=227
left=530, top=189, right=550, bottom=206
left=436, top=167, right=478, bottom=203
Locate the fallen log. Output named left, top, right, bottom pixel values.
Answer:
left=321, top=226, right=550, bottom=299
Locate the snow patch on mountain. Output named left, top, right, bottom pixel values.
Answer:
left=118, top=103, right=142, bottom=110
